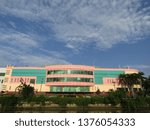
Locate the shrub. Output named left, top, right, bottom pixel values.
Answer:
left=0, top=95, right=18, bottom=112
left=21, top=85, right=34, bottom=99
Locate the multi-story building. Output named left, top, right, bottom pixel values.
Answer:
left=46, top=65, right=95, bottom=92
left=2, top=66, right=48, bottom=92
left=2, top=65, right=140, bottom=93
left=0, top=68, right=5, bottom=91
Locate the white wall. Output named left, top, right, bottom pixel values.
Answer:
left=0, top=68, right=6, bottom=91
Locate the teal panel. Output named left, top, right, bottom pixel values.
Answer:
left=12, top=69, right=46, bottom=84
left=36, top=76, right=46, bottom=84
left=94, top=70, right=124, bottom=84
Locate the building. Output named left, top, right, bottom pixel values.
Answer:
left=0, top=68, right=5, bottom=91
left=2, top=65, right=140, bottom=93
left=2, top=66, right=48, bottom=92
left=46, top=65, right=94, bottom=92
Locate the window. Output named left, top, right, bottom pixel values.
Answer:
left=11, top=78, right=13, bottom=83
left=4, top=78, right=8, bottom=82
left=47, top=77, right=94, bottom=82
left=1, top=80, right=3, bottom=83
left=14, top=78, right=17, bottom=82
left=17, top=78, right=20, bottom=83
left=0, top=73, right=5, bottom=76
left=47, top=70, right=93, bottom=75
left=6, top=70, right=10, bottom=75
left=30, top=79, right=35, bottom=84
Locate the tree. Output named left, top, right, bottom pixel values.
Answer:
left=96, top=89, right=101, bottom=95
left=15, top=78, right=34, bottom=99
left=142, top=76, right=150, bottom=96
left=0, top=95, right=18, bottom=112
left=118, top=72, right=144, bottom=97
left=21, top=84, right=34, bottom=99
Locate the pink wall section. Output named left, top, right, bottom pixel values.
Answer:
left=95, top=67, right=138, bottom=72
left=45, top=65, right=95, bottom=70
left=12, top=67, right=44, bottom=70
left=46, top=82, right=94, bottom=86
left=103, top=77, right=119, bottom=84
left=10, top=76, right=36, bottom=84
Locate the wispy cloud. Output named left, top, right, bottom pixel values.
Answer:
left=129, top=65, right=150, bottom=69
left=125, top=64, right=150, bottom=76
left=0, top=0, right=150, bottom=66
left=0, top=46, right=70, bottom=66
left=0, top=31, right=38, bottom=48
left=0, top=0, right=149, bottom=50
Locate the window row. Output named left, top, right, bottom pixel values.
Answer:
left=47, top=77, right=94, bottom=82
left=50, top=86, right=90, bottom=92
left=47, top=70, right=93, bottom=75
left=103, top=78, right=119, bottom=84
left=10, top=78, right=36, bottom=84
left=0, top=73, right=5, bottom=76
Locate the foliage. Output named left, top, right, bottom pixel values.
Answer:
left=121, top=97, right=150, bottom=112
left=118, top=72, right=144, bottom=97
left=31, top=95, right=49, bottom=105
left=21, top=84, right=34, bottom=99
left=75, top=97, right=91, bottom=106
left=90, top=96, right=104, bottom=104
left=0, top=79, right=150, bottom=112
left=142, top=76, right=150, bottom=96
left=0, top=95, right=18, bottom=112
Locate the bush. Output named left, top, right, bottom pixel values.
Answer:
left=75, top=97, right=91, bottom=106
left=22, top=85, right=34, bottom=99
left=0, top=95, right=18, bottom=112
left=31, top=95, right=49, bottom=105
left=121, top=97, right=149, bottom=112
left=90, top=96, right=104, bottom=104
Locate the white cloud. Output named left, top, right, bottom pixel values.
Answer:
left=125, top=64, right=150, bottom=76
left=0, top=46, right=70, bottom=66
left=129, top=65, right=150, bottom=69
left=0, top=0, right=150, bottom=66
left=0, top=0, right=150, bottom=50
left=0, top=31, right=38, bottom=47
left=0, top=15, right=70, bottom=66
left=8, top=21, right=16, bottom=28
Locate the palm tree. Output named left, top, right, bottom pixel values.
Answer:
left=118, top=72, right=144, bottom=97
left=15, top=78, right=34, bottom=98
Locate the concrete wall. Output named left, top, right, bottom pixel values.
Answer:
left=0, top=68, right=6, bottom=91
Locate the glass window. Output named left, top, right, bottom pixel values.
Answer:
left=47, top=70, right=93, bottom=75
left=4, top=78, right=8, bottom=82
left=47, top=77, right=93, bottom=82
left=0, top=73, right=5, bottom=76
left=30, top=79, right=35, bottom=84
left=1, top=80, right=3, bottom=83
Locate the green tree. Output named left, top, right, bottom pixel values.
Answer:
left=142, top=76, right=150, bottom=96
left=15, top=78, right=34, bottom=99
left=0, top=95, right=18, bottom=112
left=21, top=84, right=34, bottom=99
left=118, top=72, right=144, bottom=97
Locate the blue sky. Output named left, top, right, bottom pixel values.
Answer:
left=0, top=0, right=150, bottom=75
